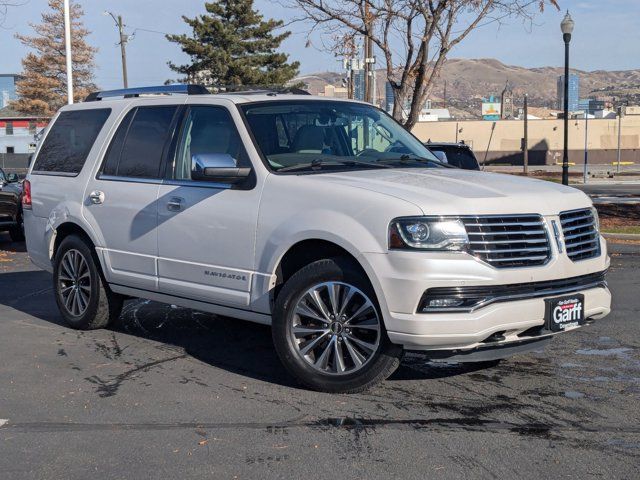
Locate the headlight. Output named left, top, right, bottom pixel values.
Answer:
left=389, top=217, right=469, bottom=251
left=590, top=206, right=600, bottom=232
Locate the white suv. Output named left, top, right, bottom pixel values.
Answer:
left=23, top=85, right=611, bottom=392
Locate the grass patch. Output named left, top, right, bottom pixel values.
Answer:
left=602, top=225, right=640, bottom=235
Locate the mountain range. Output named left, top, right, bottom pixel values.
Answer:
left=295, top=58, right=640, bottom=119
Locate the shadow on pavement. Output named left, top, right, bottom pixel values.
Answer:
left=0, top=269, right=497, bottom=389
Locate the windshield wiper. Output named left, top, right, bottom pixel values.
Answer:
left=278, top=158, right=392, bottom=173
left=398, top=154, right=454, bottom=168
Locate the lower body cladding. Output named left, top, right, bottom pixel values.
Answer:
left=362, top=247, right=612, bottom=359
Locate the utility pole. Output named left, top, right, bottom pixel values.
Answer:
left=63, top=0, right=73, bottom=104
left=523, top=94, right=528, bottom=175
left=363, top=1, right=375, bottom=104
left=105, top=11, right=129, bottom=88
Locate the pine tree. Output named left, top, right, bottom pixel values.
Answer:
left=11, top=0, right=97, bottom=115
left=167, top=0, right=300, bottom=87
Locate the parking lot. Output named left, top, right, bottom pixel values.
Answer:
left=0, top=234, right=638, bottom=479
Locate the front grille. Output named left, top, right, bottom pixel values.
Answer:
left=418, top=270, right=607, bottom=313
left=560, top=208, right=600, bottom=261
left=461, top=215, right=551, bottom=268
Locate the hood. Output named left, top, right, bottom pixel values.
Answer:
left=307, top=168, right=591, bottom=216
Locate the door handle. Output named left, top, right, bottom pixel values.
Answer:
left=89, top=191, right=105, bottom=205
left=167, top=197, right=184, bottom=212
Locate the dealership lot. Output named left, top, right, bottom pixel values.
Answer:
left=0, top=235, right=638, bottom=479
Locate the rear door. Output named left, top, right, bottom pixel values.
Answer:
left=84, top=104, right=182, bottom=291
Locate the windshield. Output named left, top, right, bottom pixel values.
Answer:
left=240, top=100, right=442, bottom=173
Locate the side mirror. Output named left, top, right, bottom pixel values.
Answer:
left=431, top=151, right=448, bottom=164
left=6, top=173, right=18, bottom=183
left=191, top=153, right=252, bottom=184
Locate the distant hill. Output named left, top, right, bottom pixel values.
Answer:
left=294, top=58, right=640, bottom=118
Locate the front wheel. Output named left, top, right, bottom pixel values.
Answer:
left=53, top=235, right=123, bottom=330
left=272, top=258, right=403, bottom=393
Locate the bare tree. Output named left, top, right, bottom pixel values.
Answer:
left=287, top=0, right=559, bottom=129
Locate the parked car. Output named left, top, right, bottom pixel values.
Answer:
left=425, top=141, right=480, bottom=170
left=0, top=168, right=25, bottom=242
left=24, top=85, right=611, bottom=393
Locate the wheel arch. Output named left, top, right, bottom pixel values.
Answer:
left=269, top=238, right=387, bottom=323
left=51, top=221, right=97, bottom=261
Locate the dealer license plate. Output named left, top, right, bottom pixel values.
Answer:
left=544, top=294, right=585, bottom=332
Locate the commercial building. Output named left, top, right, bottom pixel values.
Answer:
left=412, top=114, right=640, bottom=166
left=385, top=81, right=394, bottom=113
left=0, top=107, right=49, bottom=170
left=0, top=74, right=19, bottom=109
left=578, top=98, right=606, bottom=114
left=557, top=73, right=579, bottom=111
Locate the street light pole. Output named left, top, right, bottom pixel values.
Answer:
left=616, top=106, right=623, bottom=174
left=523, top=94, right=528, bottom=175
left=583, top=108, right=589, bottom=184
left=560, top=11, right=574, bottom=186
left=105, top=11, right=129, bottom=88
left=63, top=0, right=73, bottom=104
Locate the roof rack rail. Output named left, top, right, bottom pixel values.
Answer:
left=84, top=84, right=209, bottom=102
left=208, top=85, right=311, bottom=96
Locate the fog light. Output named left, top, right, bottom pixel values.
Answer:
left=427, top=298, right=465, bottom=308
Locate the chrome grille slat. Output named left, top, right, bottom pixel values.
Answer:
left=560, top=208, right=600, bottom=261
left=461, top=215, right=551, bottom=268
left=564, top=231, right=597, bottom=241
left=469, top=238, right=548, bottom=245
left=483, top=255, right=550, bottom=263
left=565, top=238, right=599, bottom=249
left=467, top=230, right=546, bottom=236
left=466, top=221, right=544, bottom=227
left=560, top=214, right=592, bottom=224
left=562, top=220, right=595, bottom=232
left=473, top=246, right=549, bottom=254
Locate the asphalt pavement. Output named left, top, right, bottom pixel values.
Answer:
left=0, top=234, right=638, bottom=479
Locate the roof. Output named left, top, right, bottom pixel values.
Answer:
left=0, top=106, right=50, bottom=120
left=59, top=93, right=373, bottom=112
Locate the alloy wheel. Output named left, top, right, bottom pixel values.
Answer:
left=290, top=281, right=381, bottom=375
left=58, top=249, right=91, bottom=317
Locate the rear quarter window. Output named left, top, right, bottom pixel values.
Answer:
left=32, top=109, right=111, bottom=176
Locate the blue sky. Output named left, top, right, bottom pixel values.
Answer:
left=1, top=0, right=638, bottom=89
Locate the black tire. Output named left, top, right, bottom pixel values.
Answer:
left=272, top=257, right=403, bottom=393
left=9, top=211, right=24, bottom=242
left=53, top=235, right=123, bottom=330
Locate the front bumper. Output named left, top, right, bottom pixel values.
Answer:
left=362, top=235, right=611, bottom=351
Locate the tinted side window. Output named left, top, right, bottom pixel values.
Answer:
left=33, top=109, right=111, bottom=175
left=103, top=106, right=177, bottom=179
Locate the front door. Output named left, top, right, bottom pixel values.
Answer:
left=84, top=104, right=181, bottom=291
left=156, top=104, right=260, bottom=308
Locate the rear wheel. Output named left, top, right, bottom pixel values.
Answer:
left=272, top=258, right=403, bottom=393
left=9, top=211, right=24, bottom=242
left=53, top=235, right=123, bottom=330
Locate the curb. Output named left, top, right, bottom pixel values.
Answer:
left=603, top=233, right=640, bottom=240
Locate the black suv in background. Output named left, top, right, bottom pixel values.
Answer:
left=0, top=168, right=25, bottom=242
left=425, top=142, right=480, bottom=170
